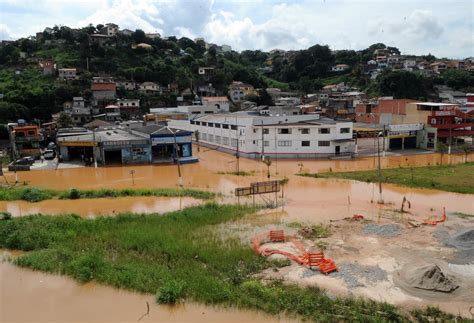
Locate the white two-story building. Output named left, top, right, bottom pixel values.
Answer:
left=169, top=113, right=355, bottom=159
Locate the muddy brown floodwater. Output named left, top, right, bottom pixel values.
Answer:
left=0, top=148, right=473, bottom=322
left=0, top=196, right=201, bottom=218
left=0, top=261, right=296, bottom=323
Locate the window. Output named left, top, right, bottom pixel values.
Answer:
left=253, top=129, right=257, bottom=133
left=190, top=120, right=195, bottom=125
left=231, top=125, right=237, bottom=130
left=318, top=128, right=330, bottom=134
left=223, top=124, right=229, bottom=129
left=301, top=141, right=310, bottom=147
left=27, top=130, right=36, bottom=136
left=223, top=137, right=229, bottom=145
left=231, top=138, right=238, bottom=147
left=299, top=128, right=310, bottom=134
left=318, top=141, right=330, bottom=147
left=195, top=121, right=200, bottom=126
left=263, top=128, right=269, bottom=134
left=205, top=111, right=213, bottom=114
left=263, top=141, right=270, bottom=147
left=208, top=134, right=214, bottom=142
left=340, top=127, right=350, bottom=134
left=278, top=140, right=292, bottom=147
left=208, top=122, right=214, bottom=127
left=278, top=128, right=291, bottom=134
left=215, top=135, right=221, bottom=144
left=215, top=123, right=221, bottom=128
left=201, top=122, right=207, bottom=126
left=202, top=133, right=207, bottom=140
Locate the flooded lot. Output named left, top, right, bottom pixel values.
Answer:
left=0, top=261, right=295, bottom=323
left=0, top=148, right=473, bottom=321
left=0, top=196, right=201, bottom=218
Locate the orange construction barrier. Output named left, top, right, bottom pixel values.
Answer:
left=423, top=208, right=447, bottom=226
left=269, top=230, right=286, bottom=242
left=319, top=258, right=338, bottom=275
left=252, top=230, right=338, bottom=274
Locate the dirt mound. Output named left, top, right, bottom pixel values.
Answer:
left=405, top=265, right=459, bottom=293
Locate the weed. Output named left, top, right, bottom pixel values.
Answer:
left=156, top=279, right=185, bottom=304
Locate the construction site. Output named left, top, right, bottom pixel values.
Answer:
left=1, top=147, right=473, bottom=321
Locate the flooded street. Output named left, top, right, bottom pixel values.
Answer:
left=0, top=261, right=295, bottom=323
left=1, top=148, right=473, bottom=321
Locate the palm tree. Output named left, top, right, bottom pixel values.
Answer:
left=460, top=143, right=471, bottom=163
left=263, top=157, right=272, bottom=179
left=436, top=142, right=448, bottom=166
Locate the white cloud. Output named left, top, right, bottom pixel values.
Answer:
left=0, top=24, right=13, bottom=40
left=0, top=0, right=472, bottom=57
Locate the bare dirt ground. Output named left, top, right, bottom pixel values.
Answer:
left=224, top=210, right=474, bottom=318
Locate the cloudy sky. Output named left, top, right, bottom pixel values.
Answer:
left=0, top=0, right=472, bottom=58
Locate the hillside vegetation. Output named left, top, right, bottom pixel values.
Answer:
left=1, top=25, right=473, bottom=125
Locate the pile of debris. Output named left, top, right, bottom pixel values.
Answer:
left=405, top=264, right=459, bottom=293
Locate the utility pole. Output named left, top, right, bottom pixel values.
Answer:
left=261, top=120, right=265, bottom=160
left=236, top=117, right=240, bottom=174
left=86, top=57, right=89, bottom=72
left=93, top=128, right=97, bottom=168
left=377, top=131, right=383, bottom=204
left=274, top=126, right=278, bottom=175
left=448, top=126, right=452, bottom=155
left=172, top=128, right=183, bottom=187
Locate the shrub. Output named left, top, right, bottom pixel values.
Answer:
left=20, top=188, right=52, bottom=202
left=0, top=211, right=12, bottom=220
left=156, top=279, right=185, bottom=304
left=68, top=188, right=81, bottom=199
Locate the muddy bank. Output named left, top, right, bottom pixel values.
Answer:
left=0, top=261, right=295, bottom=323
left=0, top=196, right=202, bottom=218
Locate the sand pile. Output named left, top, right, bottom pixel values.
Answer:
left=405, top=265, right=459, bottom=293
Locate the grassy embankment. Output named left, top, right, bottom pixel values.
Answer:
left=0, top=204, right=464, bottom=322
left=0, top=186, right=216, bottom=202
left=301, top=162, right=474, bottom=194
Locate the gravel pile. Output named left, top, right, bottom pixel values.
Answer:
left=363, top=224, right=402, bottom=237
left=405, top=264, right=459, bottom=293
left=434, top=228, right=474, bottom=264
left=332, top=263, right=387, bottom=289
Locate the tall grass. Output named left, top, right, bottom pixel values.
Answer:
left=0, top=204, right=462, bottom=322
left=300, top=162, right=474, bottom=194
left=0, top=186, right=216, bottom=202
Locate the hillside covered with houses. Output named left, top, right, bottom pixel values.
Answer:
left=0, top=22, right=473, bottom=129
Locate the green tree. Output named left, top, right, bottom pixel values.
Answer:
left=436, top=142, right=448, bottom=165
left=377, top=71, right=426, bottom=99
left=441, top=69, right=473, bottom=90
left=460, top=144, right=472, bottom=163
left=57, top=112, right=73, bottom=128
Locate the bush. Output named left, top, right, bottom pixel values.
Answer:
left=68, top=188, right=81, bottom=199
left=0, top=211, right=12, bottom=220
left=156, top=279, right=185, bottom=304
left=19, top=188, right=52, bottom=202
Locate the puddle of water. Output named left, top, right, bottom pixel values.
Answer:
left=0, top=196, right=202, bottom=218
left=0, top=262, right=295, bottom=323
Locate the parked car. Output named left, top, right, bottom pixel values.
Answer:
left=47, top=142, right=56, bottom=150
left=43, top=149, right=56, bottom=160
left=15, top=157, right=34, bottom=165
